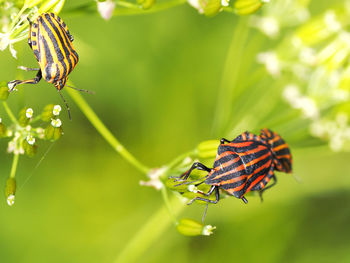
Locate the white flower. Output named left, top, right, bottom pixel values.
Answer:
left=26, top=135, right=35, bottom=145
left=251, top=16, right=280, bottom=38
left=97, top=0, right=116, bottom=20
left=257, top=51, right=281, bottom=76
left=26, top=108, right=33, bottom=118
left=221, top=0, right=230, bottom=7
left=7, top=194, right=15, bottom=206
left=53, top=105, right=61, bottom=116
left=51, top=118, right=62, bottom=128
left=324, top=11, right=341, bottom=33
left=187, top=0, right=204, bottom=13
left=202, top=225, right=216, bottom=236
left=188, top=184, right=199, bottom=193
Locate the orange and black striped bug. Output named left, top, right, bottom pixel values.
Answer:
left=8, top=13, right=90, bottom=119
left=175, top=129, right=292, bottom=205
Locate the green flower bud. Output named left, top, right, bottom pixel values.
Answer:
left=203, top=0, right=221, bottom=17
left=18, top=107, right=33, bottom=127
left=234, top=0, right=264, bottom=15
left=23, top=137, right=38, bottom=157
left=137, top=0, right=156, bottom=9
left=41, top=104, right=55, bottom=122
left=176, top=218, right=216, bottom=236
left=0, top=86, right=9, bottom=101
left=45, top=125, right=63, bottom=141
left=196, top=140, right=219, bottom=159
left=0, top=119, right=7, bottom=137
left=5, top=178, right=16, bottom=206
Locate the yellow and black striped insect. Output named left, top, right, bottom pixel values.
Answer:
left=175, top=129, right=292, bottom=205
left=8, top=13, right=87, bottom=119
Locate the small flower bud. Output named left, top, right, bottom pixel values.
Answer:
left=0, top=86, right=9, bottom=101
left=18, top=107, right=31, bottom=127
left=196, top=140, right=219, bottom=159
left=137, top=0, right=156, bottom=9
left=176, top=218, right=216, bottom=236
left=23, top=138, right=38, bottom=157
left=0, top=119, right=7, bottom=137
left=5, top=178, right=16, bottom=206
left=203, top=0, right=222, bottom=17
left=234, top=0, right=264, bottom=15
left=45, top=125, right=63, bottom=141
left=41, top=104, right=54, bottom=122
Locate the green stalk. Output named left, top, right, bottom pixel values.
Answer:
left=114, top=195, right=184, bottom=263
left=2, top=102, right=19, bottom=125
left=10, top=153, right=19, bottom=179
left=66, top=87, right=150, bottom=175
left=212, top=17, right=250, bottom=135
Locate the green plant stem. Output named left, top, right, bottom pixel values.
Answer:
left=66, top=87, right=150, bottom=174
left=10, top=153, right=19, bottom=179
left=2, top=102, right=19, bottom=125
left=114, top=195, right=184, bottom=263
left=212, top=17, right=250, bottom=135
left=161, top=186, right=178, bottom=224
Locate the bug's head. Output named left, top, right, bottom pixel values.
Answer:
left=55, top=77, right=67, bottom=90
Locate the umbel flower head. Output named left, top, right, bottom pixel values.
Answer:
left=1, top=102, right=64, bottom=205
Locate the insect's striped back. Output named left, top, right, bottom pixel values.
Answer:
left=260, top=128, right=292, bottom=173
left=32, top=13, right=78, bottom=87
left=206, top=140, right=273, bottom=198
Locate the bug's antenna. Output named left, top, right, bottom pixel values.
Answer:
left=66, top=85, right=95, bottom=95
left=57, top=89, right=71, bottom=120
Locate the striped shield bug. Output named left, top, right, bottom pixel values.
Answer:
left=8, top=13, right=89, bottom=119
left=175, top=129, right=292, bottom=205
left=260, top=128, right=292, bottom=173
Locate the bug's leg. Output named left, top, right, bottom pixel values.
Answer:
left=241, top=196, right=248, bottom=204
left=258, top=174, right=277, bottom=202
left=187, top=186, right=220, bottom=205
left=27, top=17, right=32, bottom=48
left=173, top=162, right=211, bottom=182
left=201, top=186, right=220, bottom=222
left=18, top=66, right=40, bottom=71
left=220, top=138, right=231, bottom=144
left=8, top=70, right=42, bottom=91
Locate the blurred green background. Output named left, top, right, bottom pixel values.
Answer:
left=1, top=0, right=350, bottom=262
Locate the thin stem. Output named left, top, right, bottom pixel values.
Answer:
left=212, top=17, right=250, bottom=135
left=10, top=153, right=19, bottom=179
left=8, top=5, right=27, bottom=32
left=114, top=195, right=184, bottom=263
left=160, top=186, right=178, bottom=224
left=2, top=102, right=19, bottom=125
left=66, top=86, right=150, bottom=175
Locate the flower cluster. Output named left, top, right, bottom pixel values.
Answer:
left=0, top=83, right=64, bottom=205
left=253, top=1, right=350, bottom=151
left=0, top=0, right=64, bottom=58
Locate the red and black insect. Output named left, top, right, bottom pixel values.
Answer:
left=176, top=129, right=292, bottom=205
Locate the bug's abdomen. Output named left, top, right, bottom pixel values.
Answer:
left=35, top=13, right=78, bottom=84
left=205, top=151, right=248, bottom=198
left=260, top=129, right=292, bottom=173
